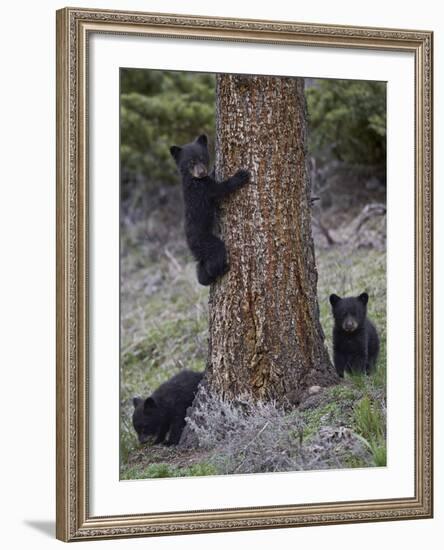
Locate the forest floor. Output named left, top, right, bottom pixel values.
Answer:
left=120, top=188, right=387, bottom=480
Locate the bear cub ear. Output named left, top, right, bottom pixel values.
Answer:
left=170, top=145, right=182, bottom=160
left=195, top=134, right=208, bottom=147
left=132, top=396, right=143, bottom=409
left=358, top=292, right=369, bottom=305
left=329, top=294, right=341, bottom=307
left=144, top=396, right=157, bottom=412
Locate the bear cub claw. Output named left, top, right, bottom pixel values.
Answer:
left=233, top=169, right=251, bottom=184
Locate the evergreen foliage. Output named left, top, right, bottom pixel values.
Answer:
left=120, top=69, right=215, bottom=201
left=120, top=70, right=386, bottom=209
left=306, top=79, right=386, bottom=169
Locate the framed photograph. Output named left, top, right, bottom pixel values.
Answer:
left=56, top=7, right=433, bottom=542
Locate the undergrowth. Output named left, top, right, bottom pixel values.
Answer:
left=120, top=212, right=386, bottom=478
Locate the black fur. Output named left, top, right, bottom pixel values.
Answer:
left=170, top=134, right=250, bottom=285
left=329, top=292, right=380, bottom=377
left=132, top=370, right=203, bottom=446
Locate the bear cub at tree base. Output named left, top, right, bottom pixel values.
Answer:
left=329, top=292, right=380, bottom=377
left=132, top=370, right=203, bottom=446
left=170, top=134, right=250, bottom=286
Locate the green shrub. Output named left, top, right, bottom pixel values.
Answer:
left=353, top=395, right=386, bottom=467
left=121, top=69, right=216, bottom=202
left=306, top=79, right=386, bottom=169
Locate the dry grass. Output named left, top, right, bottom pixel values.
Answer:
left=120, top=195, right=386, bottom=478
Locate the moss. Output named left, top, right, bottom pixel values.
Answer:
left=344, top=454, right=369, bottom=469
left=326, top=383, right=360, bottom=402
left=301, top=401, right=345, bottom=440
left=300, top=381, right=365, bottom=442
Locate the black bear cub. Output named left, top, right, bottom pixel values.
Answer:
left=170, top=134, right=250, bottom=285
left=329, top=292, right=380, bottom=377
left=132, top=370, right=203, bottom=446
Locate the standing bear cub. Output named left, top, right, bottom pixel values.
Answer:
left=329, top=292, right=380, bottom=377
left=170, top=134, right=250, bottom=285
left=132, top=370, right=203, bottom=446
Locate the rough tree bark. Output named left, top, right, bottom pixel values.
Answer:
left=181, top=75, right=336, bottom=446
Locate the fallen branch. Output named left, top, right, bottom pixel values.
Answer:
left=311, top=216, right=338, bottom=246
left=353, top=203, right=386, bottom=234
left=312, top=202, right=386, bottom=249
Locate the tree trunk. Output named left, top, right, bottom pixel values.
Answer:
left=181, top=74, right=336, bottom=446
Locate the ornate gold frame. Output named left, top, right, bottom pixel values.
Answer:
left=56, top=7, right=433, bottom=542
